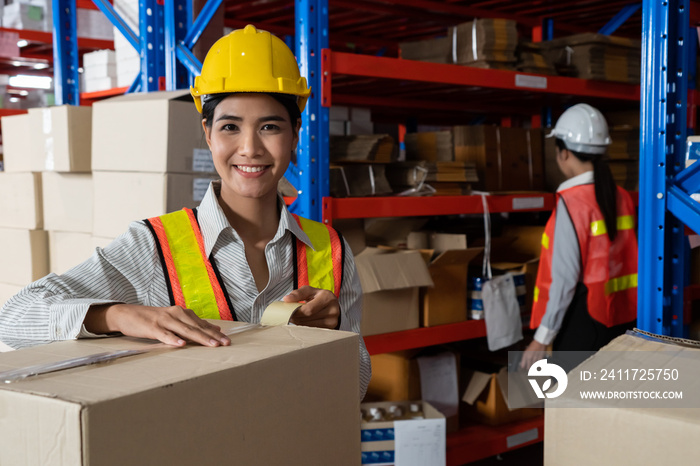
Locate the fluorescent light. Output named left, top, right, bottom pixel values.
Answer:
left=9, top=97, right=19, bottom=103
left=8, top=75, right=52, bottom=89
left=19, top=90, right=28, bottom=96
left=32, top=63, right=48, bottom=70
left=11, top=61, right=21, bottom=67
left=17, top=40, right=28, bottom=48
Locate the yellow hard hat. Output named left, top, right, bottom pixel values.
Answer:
left=191, top=24, right=311, bottom=113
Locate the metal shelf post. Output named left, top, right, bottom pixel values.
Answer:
left=639, top=0, right=690, bottom=337
left=53, top=0, right=80, bottom=105
left=292, top=0, right=329, bottom=221
left=140, top=0, right=165, bottom=91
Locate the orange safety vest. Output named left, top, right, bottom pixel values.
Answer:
left=531, top=184, right=637, bottom=329
left=144, top=208, right=344, bottom=321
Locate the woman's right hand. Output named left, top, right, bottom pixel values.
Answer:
left=84, top=303, right=231, bottom=347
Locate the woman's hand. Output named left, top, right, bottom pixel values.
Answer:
left=283, top=286, right=340, bottom=329
left=520, top=339, right=548, bottom=370
left=85, top=303, right=231, bottom=347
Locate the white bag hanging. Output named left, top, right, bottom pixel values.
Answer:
left=479, top=194, right=523, bottom=351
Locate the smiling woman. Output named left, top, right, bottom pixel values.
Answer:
left=0, top=25, right=371, bottom=399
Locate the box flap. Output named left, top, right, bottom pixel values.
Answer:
left=355, top=248, right=433, bottom=293
left=430, top=247, right=483, bottom=268
left=461, top=370, right=492, bottom=405
left=96, top=89, right=192, bottom=104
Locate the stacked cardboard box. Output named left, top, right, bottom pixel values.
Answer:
left=405, top=131, right=454, bottom=162
left=114, top=0, right=140, bottom=88
left=3, top=1, right=46, bottom=31
left=385, top=161, right=477, bottom=196
left=91, top=90, right=218, bottom=239
left=329, top=131, right=395, bottom=198
left=399, top=36, right=451, bottom=64
left=517, top=42, right=557, bottom=75
left=454, top=126, right=544, bottom=192
left=541, top=33, right=641, bottom=84
left=329, top=106, right=374, bottom=136
left=449, top=19, right=519, bottom=69
left=82, top=50, right=117, bottom=93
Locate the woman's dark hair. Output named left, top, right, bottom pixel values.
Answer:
left=201, top=92, right=301, bottom=130
left=555, top=138, right=618, bottom=241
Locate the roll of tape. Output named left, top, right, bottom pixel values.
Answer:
left=260, top=301, right=302, bottom=326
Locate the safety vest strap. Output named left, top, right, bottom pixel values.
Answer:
left=145, top=209, right=234, bottom=321
left=292, top=214, right=343, bottom=297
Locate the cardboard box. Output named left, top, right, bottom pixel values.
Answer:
left=0, top=228, right=48, bottom=286
left=92, top=90, right=213, bottom=174
left=405, top=131, right=454, bottom=162
left=0, top=321, right=361, bottom=465
left=42, top=172, right=92, bottom=233
left=544, top=332, right=700, bottom=464
left=462, top=365, right=542, bottom=426
left=0, top=172, right=43, bottom=229
left=361, top=401, right=445, bottom=465
left=366, top=351, right=421, bottom=402
left=1, top=113, right=42, bottom=173
left=422, top=248, right=482, bottom=327
left=3, top=2, right=45, bottom=32
left=92, top=171, right=218, bottom=238
left=356, top=248, right=433, bottom=336
left=329, top=164, right=393, bottom=197
left=49, top=231, right=95, bottom=275
left=28, top=105, right=92, bottom=172
left=0, top=282, right=22, bottom=308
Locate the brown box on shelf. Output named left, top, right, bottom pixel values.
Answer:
left=449, top=18, right=519, bottom=67
left=399, top=36, right=451, bottom=63
left=329, top=164, right=393, bottom=198
left=462, top=365, right=542, bottom=426
left=0, top=322, right=361, bottom=465
left=454, top=126, right=543, bottom=192
left=92, top=90, right=212, bottom=174
left=365, top=351, right=421, bottom=402
left=92, top=171, right=218, bottom=238
left=28, top=105, right=92, bottom=172
left=405, top=131, right=454, bottom=162
left=356, top=248, right=433, bottom=336
left=330, top=134, right=396, bottom=163
left=0, top=227, right=48, bottom=286
left=544, top=332, right=700, bottom=464
left=422, top=248, right=483, bottom=327
left=361, top=401, right=445, bottom=464
left=0, top=172, right=43, bottom=229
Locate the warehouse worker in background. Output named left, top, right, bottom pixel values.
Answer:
left=520, top=104, right=637, bottom=371
left=0, top=25, right=370, bottom=398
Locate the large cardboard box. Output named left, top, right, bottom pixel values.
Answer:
left=91, top=90, right=213, bottom=174
left=49, top=231, right=95, bottom=275
left=355, top=248, right=433, bottom=336
left=422, top=248, right=482, bottom=327
left=0, top=228, right=48, bottom=286
left=42, top=172, right=92, bottom=233
left=92, top=171, right=218, bottom=238
left=28, top=105, right=92, bottom=172
left=0, top=322, right=361, bottom=465
left=361, top=401, right=445, bottom=465
left=366, top=351, right=421, bottom=402
left=544, top=332, right=700, bottom=465
left=1, top=113, right=41, bottom=173
left=0, top=172, right=43, bottom=229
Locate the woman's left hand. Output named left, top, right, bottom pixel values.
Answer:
left=283, top=286, right=340, bottom=329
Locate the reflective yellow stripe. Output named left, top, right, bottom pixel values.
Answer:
left=296, top=216, right=336, bottom=295
left=604, top=273, right=638, bottom=295
left=590, top=215, right=635, bottom=236
left=160, top=210, right=220, bottom=320
left=541, top=233, right=549, bottom=250
left=533, top=286, right=539, bottom=303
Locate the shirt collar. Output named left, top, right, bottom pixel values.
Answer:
left=557, top=170, right=594, bottom=193
left=197, top=181, right=315, bottom=256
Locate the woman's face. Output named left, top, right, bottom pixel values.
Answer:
left=203, top=93, right=299, bottom=201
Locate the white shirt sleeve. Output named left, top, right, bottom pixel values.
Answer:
left=534, top=198, right=581, bottom=345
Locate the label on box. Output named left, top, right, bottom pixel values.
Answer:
left=512, top=197, right=545, bottom=210
left=394, top=418, right=446, bottom=466
left=515, top=74, right=547, bottom=89
left=193, top=178, right=211, bottom=202
left=192, top=148, right=216, bottom=172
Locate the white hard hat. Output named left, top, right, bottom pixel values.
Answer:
left=547, top=103, right=611, bottom=155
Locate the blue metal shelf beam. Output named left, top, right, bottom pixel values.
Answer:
left=599, top=3, right=642, bottom=35
left=53, top=0, right=80, bottom=105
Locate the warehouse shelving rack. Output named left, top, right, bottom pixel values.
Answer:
left=48, top=0, right=699, bottom=463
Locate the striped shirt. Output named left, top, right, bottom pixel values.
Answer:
left=0, top=181, right=371, bottom=399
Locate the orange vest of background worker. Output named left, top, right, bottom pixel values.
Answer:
left=145, top=208, right=344, bottom=322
